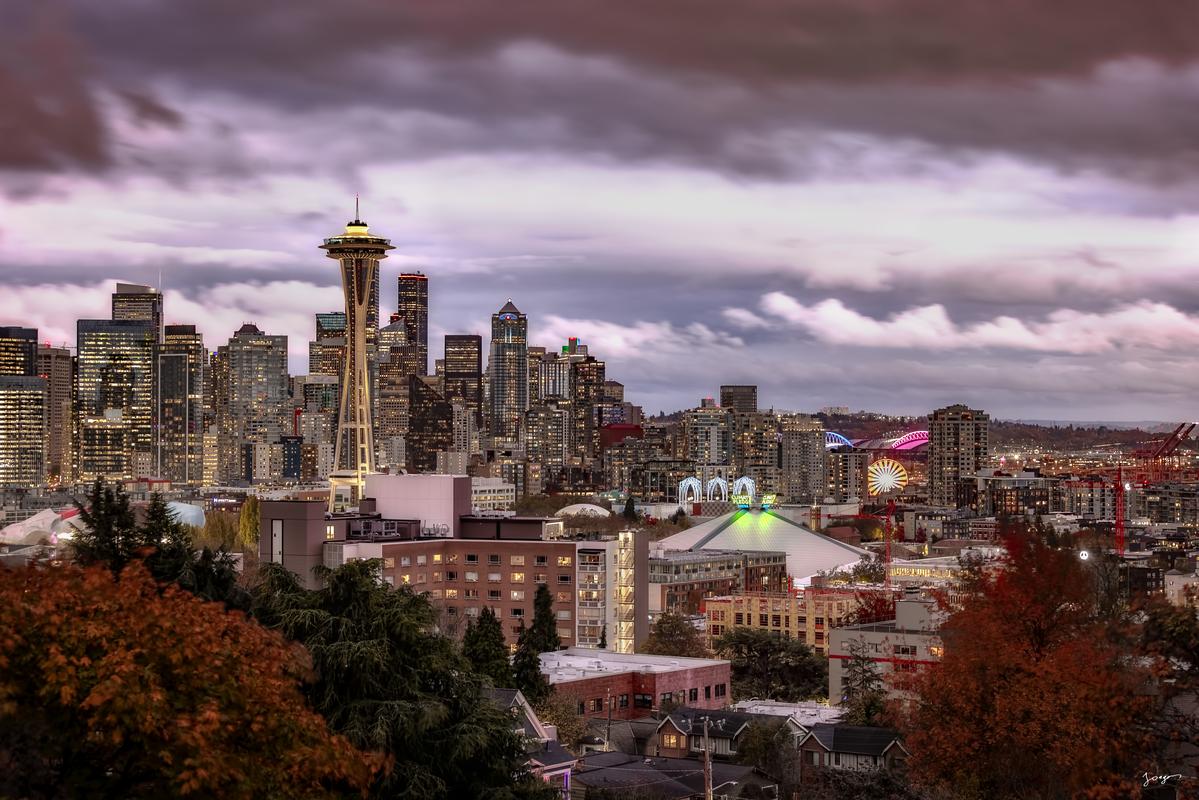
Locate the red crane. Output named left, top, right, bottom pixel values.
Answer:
left=825, top=499, right=898, bottom=587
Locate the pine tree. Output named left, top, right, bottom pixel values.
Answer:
left=463, top=607, right=514, bottom=688
left=71, top=480, right=139, bottom=572
left=237, top=495, right=260, bottom=551
left=528, top=583, right=561, bottom=654
left=841, top=638, right=885, bottom=726
left=622, top=495, right=637, bottom=521
left=598, top=624, right=608, bottom=650
left=513, top=621, right=551, bottom=705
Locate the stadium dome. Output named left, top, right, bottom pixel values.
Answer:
left=555, top=503, right=612, bottom=518
left=167, top=501, right=206, bottom=528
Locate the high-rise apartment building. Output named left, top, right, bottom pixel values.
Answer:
left=396, top=272, right=429, bottom=376
left=36, top=344, right=73, bottom=482
left=444, top=334, right=482, bottom=429
left=215, top=324, right=289, bottom=483
left=111, top=283, right=163, bottom=341
left=488, top=300, right=528, bottom=447
left=779, top=414, right=826, bottom=502
left=825, top=450, right=869, bottom=503
left=75, top=319, right=157, bottom=482
left=720, top=385, right=758, bottom=414
left=0, top=376, right=46, bottom=488
left=407, top=375, right=453, bottom=473
left=527, top=346, right=548, bottom=404
left=525, top=400, right=573, bottom=472
left=571, top=355, right=606, bottom=464
left=308, top=311, right=346, bottom=378
left=684, top=405, right=731, bottom=467
left=731, top=411, right=780, bottom=494
left=321, top=209, right=393, bottom=506
left=376, top=319, right=416, bottom=444
left=928, top=404, right=990, bottom=508
left=0, top=326, right=36, bottom=376
left=157, top=324, right=206, bottom=485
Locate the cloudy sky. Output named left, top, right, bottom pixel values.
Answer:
left=3, top=1, right=1199, bottom=419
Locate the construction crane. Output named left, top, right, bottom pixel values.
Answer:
left=1130, top=422, right=1197, bottom=483
left=824, top=499, right=898, bottom=587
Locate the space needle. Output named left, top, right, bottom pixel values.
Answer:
left=320, top=199, right=393, bottom=510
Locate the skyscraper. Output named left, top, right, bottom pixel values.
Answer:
left=308, top=311, right=346, bottom=378
left=778, top=413, right=825, bottom=502
left=0, top=376, right=46, bottom=488
left=75, top=319, right=157, bottom=482
left=406, top=375, right=453, bottom=473
left=321, top=206, right=393, bottom=506
left=928, top=404, right=990, bottom=508
left=720, top=385, right=758, bottom=414
left=376, top=318, right=421, bottom=463
left=157, top=324, right=206, bottom=485
left=0, top=326, right=36, bottom=376
left=570, top=354, right=605, bottom=464
left=37, top=344, right=73, bottom=483
left=111, top=283, right=163, bottom=342
left=396, top=272, right=428, bottom=376
left=444, top=334, right=482, bottom=429
left=215, top=324, right=289, bottom=483
left=488, top=300, right=528, bottom=447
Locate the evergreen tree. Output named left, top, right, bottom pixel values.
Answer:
left=71, top=480, right=139, bottom=572
left=463, top=606, right=514, bottom=688
left=512, top=621, right=552, bottom=705
left=622, top=495, right=637, bottom=521
left=841, top=638, right=885, bottom=726
left=237, top=495, right=260, bottom=551
left=252, top=559, right=555, bottom=799
left=140, top=493, right=249, bottom=612
left=714, top=628, right=827, bottom=702
left=598, top=624, right=607, bottom=650
left=528, top=583, right=561, bottom=654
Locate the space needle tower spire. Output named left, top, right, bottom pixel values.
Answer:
left=320, top=198, right=393, bottom=510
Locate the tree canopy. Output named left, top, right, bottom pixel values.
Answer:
left=73, top=482, right=247, bottom=611
left=252, top=559, right=554, bottom=799
left=713, top=628, right=826, bottom=702
left=0, top=561, right=373, bottom=798
left=464, top=606, right=515, bottom=688
left=898, top=531, right=1157, bottom=800
left=640, top=611, right=709, bottom=658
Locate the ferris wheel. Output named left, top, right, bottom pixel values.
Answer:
left=868, top=458, right=908, bottom=496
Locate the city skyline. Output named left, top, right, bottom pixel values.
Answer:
left=5, top=3, right=1199, bottom=419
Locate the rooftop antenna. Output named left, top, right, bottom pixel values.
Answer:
left=355, top=194, right=360, bottom=222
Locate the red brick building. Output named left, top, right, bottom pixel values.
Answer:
left=540, top=649, right=731, bottom=721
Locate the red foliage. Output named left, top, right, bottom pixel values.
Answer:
left=896, top=532, right=1157, bottom=799
left=0, top=562, right=377, bottom=797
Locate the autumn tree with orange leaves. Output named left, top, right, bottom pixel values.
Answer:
left=0, top=562, right=376, bottom=798
left=896, top=531, right=1158, bottom=800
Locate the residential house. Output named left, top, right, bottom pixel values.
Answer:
left=487, top=688, right=577, bottom=795
left=796, top=723, right=908, bottom=777
left=649, top=707, right=757, bottom=760
left=572, top=751, right=771, bottom=799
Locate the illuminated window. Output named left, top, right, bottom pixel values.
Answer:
left=445, top=589, right=459, bottom=599
left=400, top=574, right=410, bottom=584
left=488, top=572, right=502, bottom=582
left=417, top=555, right=427, bottom=566
left=465, top=570, right=480, bottom=582
left=433, top=572, right=442, bottom=582
left=433, top=554, right=442, bottom=564
left=510, top=555, right=525, bottom=566
left=558, top=627, right=572, bottom=638
left=511, top=590, right=526, bottom=601
left=383, top=557, right=395, bottom=569
left=400, top=556, right=411, bottom=567
left=325, top=524, right=335, bottom=540
left=511, top=572, right=525, bottom=583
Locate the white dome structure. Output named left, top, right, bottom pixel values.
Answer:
left=167, top=501, right=206, bottom=528
left=555, top=503, right=612, bottom=518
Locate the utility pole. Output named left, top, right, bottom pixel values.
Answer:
left=703, top=716, right=713, bottom=800
left=606, top=687, right=613, bottom=751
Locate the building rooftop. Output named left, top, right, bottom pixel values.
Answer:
left=539, top=647, right=729, bottom=685
left=805, top=723, right=904, bottom=757
left=730, top=699, right=845, bottom=727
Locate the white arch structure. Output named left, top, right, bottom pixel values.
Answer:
left=678, top=476, right=703, bottom=504
left=705, top=477, right=729, bottom=502
left=732, top=476, right=757, bottom=498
